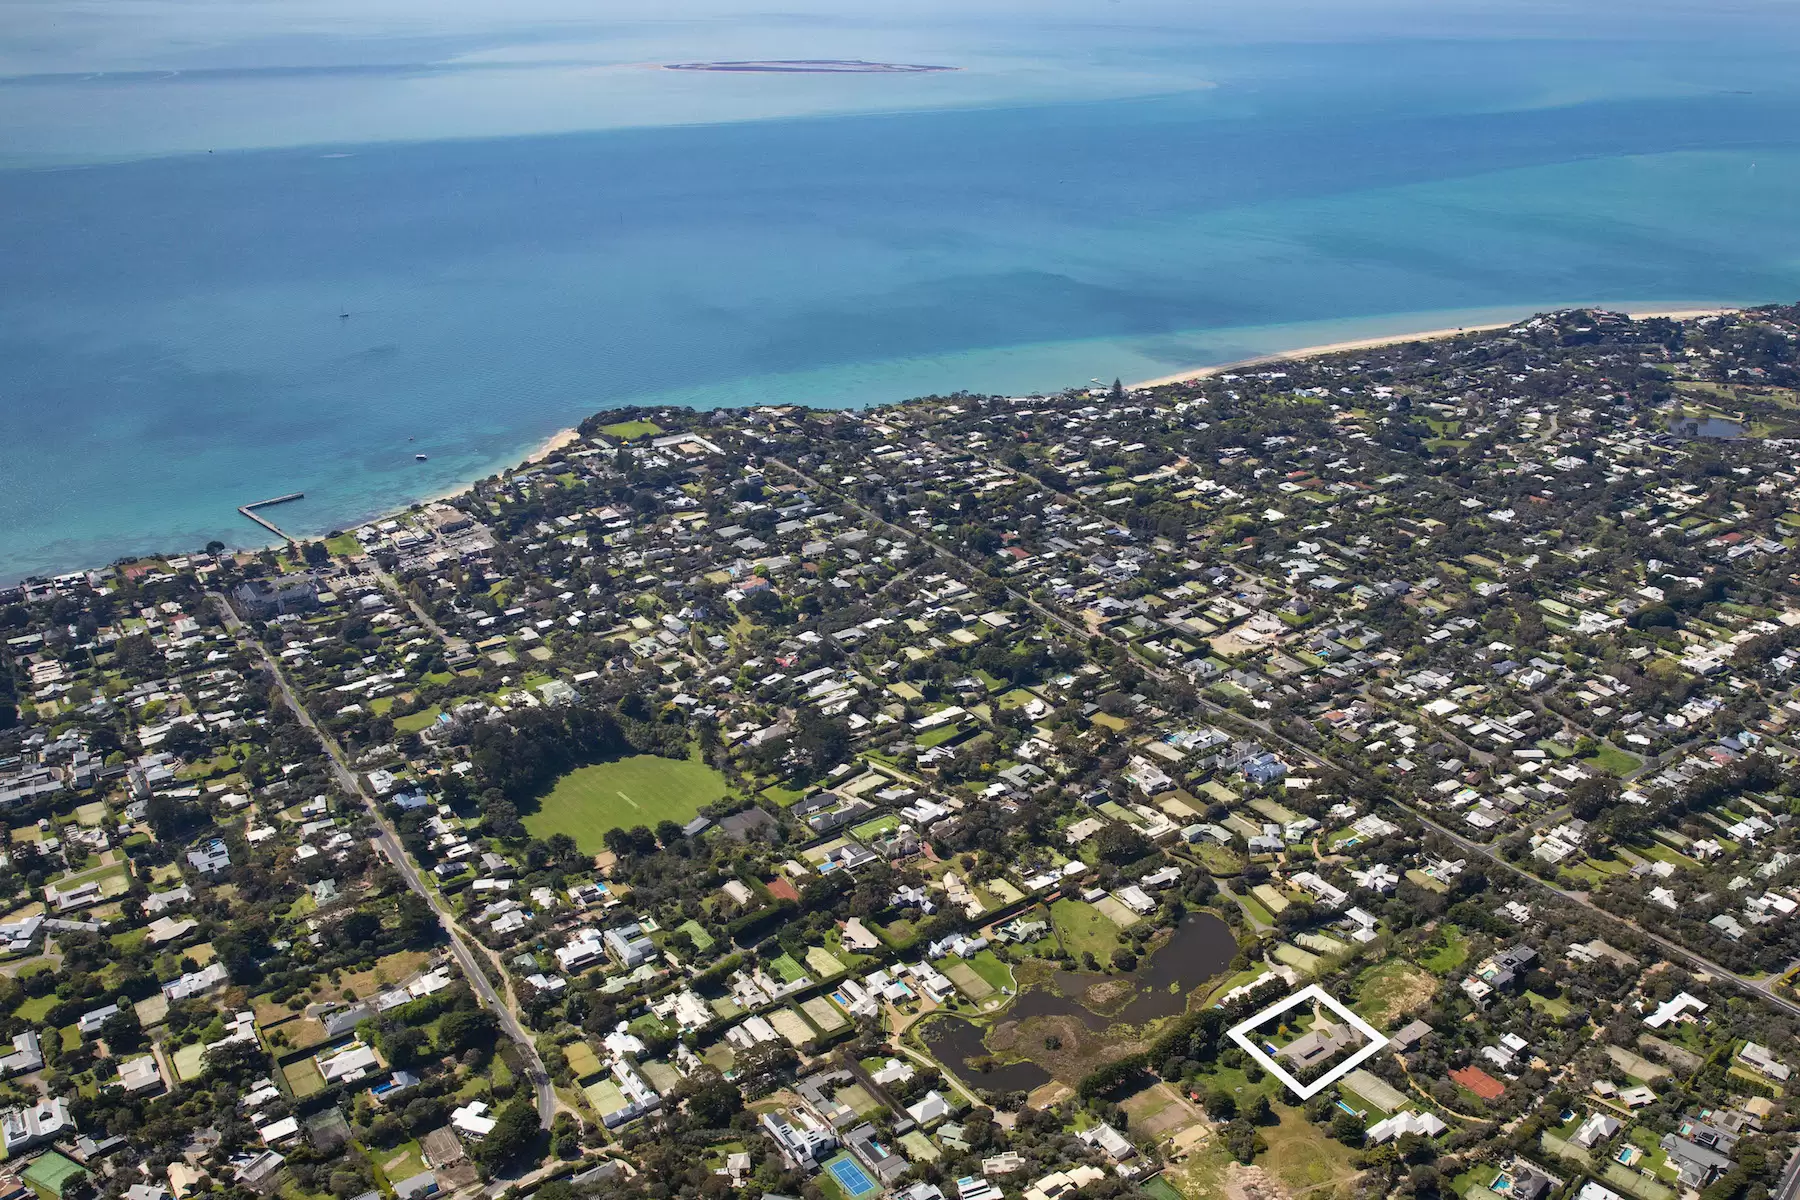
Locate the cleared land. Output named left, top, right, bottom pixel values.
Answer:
left=1355, top=960, right=1439, bottom=1023
left=1258, top=1104, right=1361, bottom=1196
left=523, top=754, right=729, bottom=851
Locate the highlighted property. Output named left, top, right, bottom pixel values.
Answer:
left=1226, top=983, right=1388, bottom=1100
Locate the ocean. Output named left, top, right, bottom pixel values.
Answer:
left=3, top=2, right=1800, bottom=580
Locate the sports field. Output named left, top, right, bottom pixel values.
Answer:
left=825, top=1154, right=879, bottom=1197
left=600, top=419, right=664, bottom=440
left=523, top=754, right=730, bottom=852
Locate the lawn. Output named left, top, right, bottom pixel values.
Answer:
left=760, top=782, right=809, bottom=808
left=1234, top=891, right=1275, bottom=928
left=852, top=813, right=901, bottom=841
left=324, top=533, right=362, bottom=557
left=1582, top=742, right=1643, bottom=776
left=965, top=949, right=1015, bottom=994
left=523, top=753, right=730, bottom=851
left=393, top=705, right=443, bottom=734
left=918, top=723, right=966, bottom=749
left=600, top=419, right=664, bottom=440
left=375, top=1140, right=426, bottom=1186
left=13, top=995, right=56, bottom=1022
left=1420, top=925, right=1470, bottom=974
left=564, top=1041, right=603, bottom=1080
left=1527, top=990, right=1573, bottom=1019
left=767, top=953, right=811, bottom=985
left=1050, top=898, right=1123, bottom=962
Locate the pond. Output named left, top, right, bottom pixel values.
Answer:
left=1050, top=911, right=1240, bottom=1025
left=1667, top=414, right=1746, bottom=439
left=922, top=912, right=1238, bottom=1086
left=922, top=1016, right=1054, bottom=1093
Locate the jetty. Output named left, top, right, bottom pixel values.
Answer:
left=238, top=492, right=305, bottom=544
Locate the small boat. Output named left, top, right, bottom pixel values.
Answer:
left=415, top=453, right=428, bottom=461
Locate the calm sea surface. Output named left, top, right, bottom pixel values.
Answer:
left=3, top=3, right=1800, bottom=579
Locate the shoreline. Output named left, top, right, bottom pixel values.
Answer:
left=256, top=307, right=1738, bottom=561
left=214, top=425, right=587, bottom=564
left=417, top=427, right=582, bottom=509
left=1, top=304, right=1757, bottom=585
left=1128, top=306, right=1741, bottom=389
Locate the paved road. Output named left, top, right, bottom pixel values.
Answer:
left=1390, top=795, right=1800, bottom=1020
left=1774, top=1145, right=1800, bottom=1200
left=368, top=561, right=470, bottom=657
left=210, top=593, right=558, bottom=1129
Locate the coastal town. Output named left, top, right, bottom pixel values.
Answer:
left=6, top=306, right=1800, bottom=1200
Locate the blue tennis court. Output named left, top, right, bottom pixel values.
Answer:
left=828, top=1157, right=878, bottom=1197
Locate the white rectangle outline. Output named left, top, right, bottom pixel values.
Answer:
left=1225, top=983, right=1389, bottom=1100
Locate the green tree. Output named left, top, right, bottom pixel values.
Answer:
left=1332, top=1110, right=1365, bottom=1146
left=475, top=1094, right=542, bottom=1168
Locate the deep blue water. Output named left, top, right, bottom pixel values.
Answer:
left=4, top=12, right=1800, bottom=580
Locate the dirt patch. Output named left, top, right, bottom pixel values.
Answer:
left=1167, top=1120, right=1213, bottom=1161
left=420, top=1127, right=466, bottom=1168
left=437, top=1162, right=480, bottom=1191
left=1122, top=1081, right=1205, bottom=1139
left=1638, top=1034, right=1703, bottom=1074
left=1083, top=979, right=1136, bottom=1009
left=1027, top=1081, right=1075, bottom=1109
left=1224, top=1162, right=1294, bottom=1200
left=1355, top=962, right=1438, bottom=1025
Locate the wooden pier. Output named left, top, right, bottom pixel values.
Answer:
left=238, top=492, right=305, bottom=544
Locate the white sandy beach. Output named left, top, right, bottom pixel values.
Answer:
left=1130, top=306, right=1741, bottom=389
left=526, top=427, right=582, bottom=463
left=417, top=427, right=583, bottom=509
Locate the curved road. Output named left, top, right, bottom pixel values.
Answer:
left=209, top=594, right=557, bottom=1129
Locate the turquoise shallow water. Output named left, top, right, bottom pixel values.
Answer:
left=3, top=13, right=1800, bottom=579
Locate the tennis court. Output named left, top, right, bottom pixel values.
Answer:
left=827, top=1155, right=879, bottom=1197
